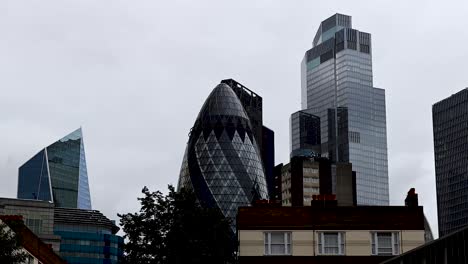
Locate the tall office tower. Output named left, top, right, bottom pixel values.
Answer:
left=178, top=83, right=268, bottom=230
left=17, top=128, right=92, bottom=209
left=290, top=109, right=321, bottom=158
left=301, top=13, right=388, bottom=205
left=221, top=79, right=275, bottom=198
left=432, top=88, right=468, bottom=237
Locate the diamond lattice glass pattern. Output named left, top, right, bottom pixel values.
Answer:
left=178, top=84, right=268, bottom=230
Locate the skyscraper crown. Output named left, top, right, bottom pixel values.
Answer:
left=313, top=13, right=352, bottom=47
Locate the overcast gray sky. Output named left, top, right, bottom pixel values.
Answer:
left=2, top=0, right=468, bottom=238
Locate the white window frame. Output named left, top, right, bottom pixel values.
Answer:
left=371, top=232, right=400, bottom=256
left=317, top=232, right=345, bottom=255
left=264, top=231, right=292, bottom=255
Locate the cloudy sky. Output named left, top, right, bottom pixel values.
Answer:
left=2, top=0, right=467, bottom=238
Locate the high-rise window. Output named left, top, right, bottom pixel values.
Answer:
left=317, top=232, right=345, bottom=255
left=264, top=232, right=291, bottom=255
left=303, top=177, right=319, bottom=183
left=303, top=168, right=319, bottom=174
left=304, top=187, right=320, bottom=193
left=371, top=232, right=400, bottom=255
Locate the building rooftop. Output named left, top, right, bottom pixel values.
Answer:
left=237, top=205, right=425, bottom=231
left=54, top=207, right=119, bottom=234
left=313, top=13, right=352, bottom=47
left=432, top=87, right=468, bottom=108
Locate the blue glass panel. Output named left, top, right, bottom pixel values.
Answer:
left=56, top=229, right=123, bottom=263
left=17, top=149, right=52, bottom=201
left=78, top=136, right=92, bottom=209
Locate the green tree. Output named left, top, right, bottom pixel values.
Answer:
left=118, top=185, right=236, bottom=264
left=0, top=221, right=29, bottom=264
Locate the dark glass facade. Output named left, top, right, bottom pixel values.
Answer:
left=382, top=225, right=468, bottom=264
left=290, top=109, right=321, bottom=158
left=17, top=149, right=52, bottom=202
left=301, top=14, right=389, bottom=205
left=327, top=107, right=350, bottom=163
left=18, top=128, right=92, bottom=209
left=178, top=83, right=268, bottom=230
left=262, top=126, right=275, bottom=199
left=432, top=88, right=468, bottom=237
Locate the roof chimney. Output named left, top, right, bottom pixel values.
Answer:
left=405, top=188, right=418, bottom=207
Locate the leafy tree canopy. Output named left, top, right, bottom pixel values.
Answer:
left=0, top=220, right=29, bottom=264
left=118, top=185, right=236, bottom=264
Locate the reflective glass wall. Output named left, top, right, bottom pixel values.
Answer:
left=290, top=109, right=321, bottom=158
left=433, top=89, right=468, bottom=237
left=17, top=128, right=92, bottom=209
left=18, top=149, right=52, bottom=202
left=301, top=14, right=389, bottom=205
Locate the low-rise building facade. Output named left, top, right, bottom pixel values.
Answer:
left=237, top=205, right=426, bottom=264
left=0, top=198, right=61, bottom=251
left=0, top=197, right=123, bottom=263
left=54, top=207, right=123, bottom=264
left=0, top=216, right=66, bottom=264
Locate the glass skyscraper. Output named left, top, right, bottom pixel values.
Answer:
left=301, top=14, right=389, bottom=205
left=432, top=88, right=468, bottom=237
left=18, top=128, right=92, bottom=209
left=178, top=83, right=268, bottom=230
left=290, top=109, right=321, bottom=158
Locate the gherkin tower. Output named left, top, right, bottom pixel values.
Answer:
left=178, top=83, right=268, bottom=228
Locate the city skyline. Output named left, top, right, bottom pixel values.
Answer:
left=2, top=1, right=468, bottom=238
